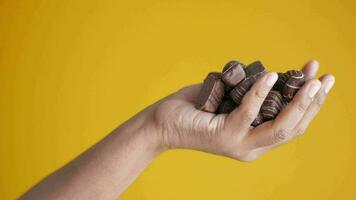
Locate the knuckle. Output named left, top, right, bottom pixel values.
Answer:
left=241, top=109, right=256, bottom=123
left=242, top=87, right=266, bottom=105
left=255, top=87, right=267, bottom=100
left=295, top=101, right=309, bottom=113
left=273, top=128, right=291, bottom=143
left=315, top=94, right=326, bottom=108
left=295, top=126, right=307, bottom=137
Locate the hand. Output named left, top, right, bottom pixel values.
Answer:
left=152, top=60, right=335, bottom=161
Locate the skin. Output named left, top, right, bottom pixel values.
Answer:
left=21, top=60, right=335, bottom=200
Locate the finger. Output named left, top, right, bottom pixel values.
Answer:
left=252, top=75, right=334, bottom=154
left=226, top=72, right=278, bottom=131
left=250, top=79, right=321, bottom=148
left=302, top=60, right=319, bottom=81
left=272, top=79, right=321, bottom=132
left=292, top=74, right=335, bottom=137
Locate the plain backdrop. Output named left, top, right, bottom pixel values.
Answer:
left=0, top=0, right=355, bottom=199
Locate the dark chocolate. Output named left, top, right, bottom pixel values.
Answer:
left=261, top=90, right=284, bottom=121
left=221, top=61, right=246, bottom=87
left=229, top=74, right=261, bottom=105
left=196, top=72, right=225, bottom=113
left=196, top=60, right=306, bottom=124
left=245, top=61, right=265, bottom=78
left=282, top=70, right=305, bottom=101
left=273, top=72, right=289, bottom=91
left=251, top=113, right=264, bottom=127
left=217, top=98, right=237, bottom=114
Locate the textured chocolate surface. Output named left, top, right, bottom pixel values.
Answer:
left=229, top=74, right=260, bottom=105
left=196, top=72, right=225, bottom=112
left=222, top=61, right=246, bottom=87
left=251, top=113, right=264, bottom=127
left=274, top=70, right=302, bottom=91
left=245, top=61, right=265, bottom=78
left=223, top=61, right=246, bottom=72
left=286, top=70, right=302, bottom=77
left=217, top=98, right=237, bottom=114
left=282, top=70, right=305, bottom=101
left=224, top=84, right=233, bottom=93
left=273, top=72, right=289, bottom=91
left=196, top=60, right=306, bottom=127
left=261, top=90, right=284, bottom=121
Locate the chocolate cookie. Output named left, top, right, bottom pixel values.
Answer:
left=221, top=61, right=246, bottom=87
left=196, top=72, right=225, bottom=113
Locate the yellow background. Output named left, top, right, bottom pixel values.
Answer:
left=1, top=0, right=356, bottom=199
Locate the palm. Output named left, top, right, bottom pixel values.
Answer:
left=154, top=84, right=228, bottom=149
left=153, top=61, right=333, bottom=161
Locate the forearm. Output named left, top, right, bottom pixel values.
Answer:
left=21, top=107, right=164, bottom=200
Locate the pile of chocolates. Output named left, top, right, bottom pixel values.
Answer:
left=195, top=60, right=305, bottom=127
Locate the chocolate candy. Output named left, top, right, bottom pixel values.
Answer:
left=229, top=74, right=260, bottom=105
left=251, top=113, right=264, bottom=127
left=224, top=84, right=233, bottom=93
left=222, top=61, right=246, bottom=87
left=273, top=72, right=289, bottom=91
left=196, top=72, right=225, bottom=112
left=244, top=61, right=265, bottom=78
left=261, top=90, right=284, bottom=120
left=217, top=98, right=237, bottom=114
left=282, top=70, right=305, bottom=101
left=196, top=59, right=306, bottom=127
left=274, top=70, right=302, bottom=91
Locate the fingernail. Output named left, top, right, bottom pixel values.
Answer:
left=324, top=79, right=335, bottom=93
left=266, top=73, right=278, bottom=87
left=308, top=82, right=321, bottom=98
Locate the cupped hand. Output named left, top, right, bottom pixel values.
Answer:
left=152, top=60, right=335, bottom=161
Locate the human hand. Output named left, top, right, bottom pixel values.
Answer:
left=151, top=60, right=335, bottom=161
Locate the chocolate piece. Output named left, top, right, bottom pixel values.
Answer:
left=196, top=60, right=306, bottom=122
left=273, top=72, right=289, bottom=91
left=229, top=74, right=261, bottom=105
left=223, top=61, right=245, bottom=72
left=261, top=90, right=284, bottom=121
left=273, top=70, right=300, bottom=91
left=286, top=70, right=302, bottom=77
left=245, top=61, right=265, bottom=78
left=221, top=61, right=246, bottom=87
left=280, top=97, right=288, bottom=110
left=282, top=71, right=305, bottom=101
left=274, top=70, right=302, bottom=91
left=251, top=113, right=264, bottom=127
left=217, top=98, right=237, bottom=114
left=224, top=84, right=233, bottom=93
left=196, top=72, right=225, bottom=112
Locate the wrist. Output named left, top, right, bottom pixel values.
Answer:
left=114, top=105, right=167, bottom=157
